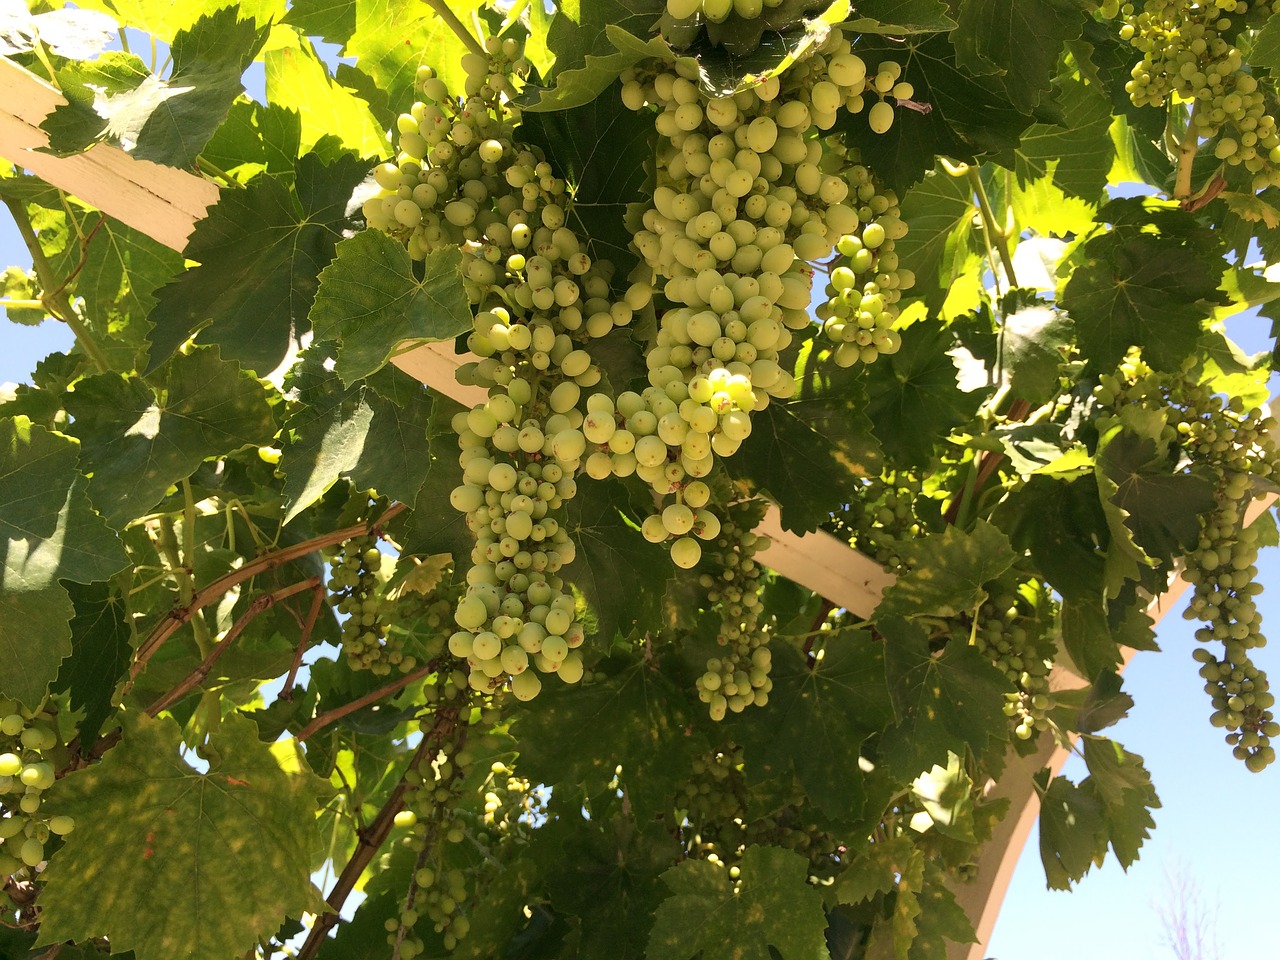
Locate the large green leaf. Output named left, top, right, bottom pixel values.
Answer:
left=309, top=232, right=471, bottom=385
left=280, top=350, right=434, bottom=521
left=877, top=520, right=1018, bottom=621
left=201, top=101, right=305, bottom=181
left=66, top=348, right=277, bottom=527
left=1012, top=75, right=1114, bottom=205
left=894, top=166, right=981, bottom=311
left=41, top=8, right=268, bottom=169
left=562, top=477, right=670, bottom=643
left=834, top=33, right=1039, bottom=193
left=1079, top=736, right=1159, bottom=868
left=862, top=320, right=981, bottom=467
left=732, top=634, right=894, bottom=822
left=514, top=654, right=707, bottom=822
left=648, top=845, right=831, bottom=960
left=878, top=617, right=1012, bottom=778
left=952, top=0, right=1086, bottom=113
left=844, top=0, right=956, bottom=33
left=37, top=713, right=325, bottom=960
left=518, top=81, right=654, bottom=278
left=1061, top=199, right=1228, bottom=374
left=147, top=152, right=370, bottom=376
left=264, top=33, right=388, bottom=159
left=996, top=471, right=1109, bottom=601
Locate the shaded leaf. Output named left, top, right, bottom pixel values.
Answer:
left=53, top=581, right=133, bottom=744
left=952, top=0, right=1085, bottom=113
left=309, top=232, right=471, bottom=385
left=37, top=713, right=325, bottom=960
left=877, top=520, right=1018, bottom=621
left=648, top=845, right=831, bottom=960
left=147, top=152, right=370, bottom=376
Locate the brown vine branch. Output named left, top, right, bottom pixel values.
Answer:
left=131, top=502, right=407, bottom=680
left=295, top=731, right=440, bottom=960
left=146, top=576, right=322, bottom=717
left=280, top=584, right=327, bottom=701
left=294, top=663, right=433, bottom=743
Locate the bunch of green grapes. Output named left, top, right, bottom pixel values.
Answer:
left=690, top=506, right=775, bottom=719
left=0, top=702, right=73, bottom=885
left=1095, top=354, right=1278, bottom=768
left=613, top=29, right=899, bottom=566
left=815, top=162, right=914, bottom=367
left=826, top=470, right=925, bottom=571
left=665, top=0, right=785, bottom=23
left=971, top=581, right=1057, bottom=742
left=327, top=534, right=409, bottom=675
left=1104, top=0, right=1280, bottom=190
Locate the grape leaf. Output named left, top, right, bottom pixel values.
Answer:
left=264, top=34, right=388, bottom=159
left=876, top=520, right=1018, bottom=621
left=1059, top=591, right=1156, bottom=692
left=995, top=304, right=1075, bottom=407
left=201, top=100, right=305, bottom=180
left=0, top=2, right=116, bottom=58
left=833, top=33, right=1039, bottom=194
left=53, top=581, right=133, bottom=744
left=843, top=0, right=956, bottom=34
left=995, top=471, right=1109, bottom=602
left=1036, top=770, right=1107, bottom=890
left=893, top=166, right=981, bottom=312
left=41, top=52, right=151, bottom=154
left=395, top=406, right=472, bottom=576
left=562, top=477, right=670, bottom=643
left=41, top=8, right=268, bottom=169
left=732, top=633, right=894, bottom=822
left=37, top=713, right=325, bottom=960
left=66, top=348, right=277, bottom=527
left=281, top=0, right=354, bottom=45
left=878, top=617, right=1013, bottom=778
left=862, top=319, right=981, bottom=467
left=908, top=861, right=980, bottom=958
left=1251, top=11, right=1280, bottom=70
left=910, top=752, right=976, bottom=842
left=518, top=81, right=654, bottom=278
left=280, top=351, right=435, bottom=521
left=520, top=0, right=667, bottom=111
left=1095, top=423, right=1216, bottom=572
left=1080, top=736, right=1159, bottom=867
left=513, top=654, right=707, bottom=823
left=147, top=152, right=370, bottom=376
left=648, top=845, right=831, bottom=960
left=0, top=578, right=73, bottom=711
left=1062, top=199, right=1229, bottom=374
left=952, top=0, right=1085, bottom=113
left=309, top=232, right=471, bottom=385
left=728, top=398, right=872, bottom=534
left=1013, top=76, right=1114, bottom=203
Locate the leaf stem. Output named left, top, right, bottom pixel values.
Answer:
left=3, top=197, right=111, bottom=373
left=155, top=515, right=215, bottom=657
left=966, top=167, right=1019, bottom=290
left=294, top=663, right=433, bottom=743
left=421, top=0, right=487, bottom=58
left=1174, top=102, right=1202, bottom=202
left=146, top=576, right=323, bottom=716
left=130, top=502, right=407, bottom=681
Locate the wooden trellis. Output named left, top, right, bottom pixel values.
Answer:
left=1, top=55, right=1270, bottom=960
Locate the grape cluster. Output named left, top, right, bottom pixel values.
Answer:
left=815, top=163, right=915, bottom=367
left=0, top=702, right=73, bottom=885
left=826, top=471, right=925, bottom=571
left=693, top=508, right=775, bottom=719
left=971, top=582, right=1057, bottom=742
left=1096, top=355, right=1279, bottom=768
left=615, top=29, right=901, bottom=566
left=665, top=0, right=784, bottom=22
left=1106, top=0, right=1280, bottom=190
left=328, top=535, right=414, bottom=675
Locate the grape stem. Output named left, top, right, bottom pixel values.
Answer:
left=145, top=576, right=323, bottom=717
left=966, top=168, right=1019, bottom=290
left=294, top=661, right=434, bottom=743
left=129, top=501, right=407, bottom=681
left=1174, top=102, right=1201, bottom=202
left=421, top=0, right=487, bottom=59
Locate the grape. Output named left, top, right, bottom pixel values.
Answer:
left=671, top=537, right=702, bottom=568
